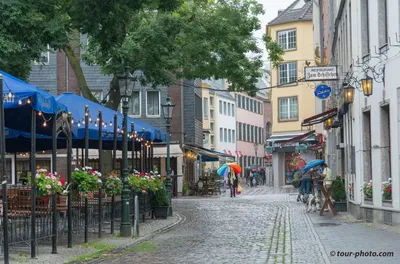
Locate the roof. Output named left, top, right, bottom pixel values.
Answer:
left=267, top=0, right=313, bottom=27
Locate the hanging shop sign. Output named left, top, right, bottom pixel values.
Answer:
left=314, top=84, right=332, bottom=99
left=304, top=66, right=338, bottom=81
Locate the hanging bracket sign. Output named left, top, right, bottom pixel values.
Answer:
left=304, top=66, right=338, bottom=81
left=314, top=84, right=332, bottom=99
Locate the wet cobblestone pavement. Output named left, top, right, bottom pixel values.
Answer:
left=93, top=186, right=400, bottom=264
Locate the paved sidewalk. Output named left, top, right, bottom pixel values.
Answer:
left=307, top=208, right=400, bottom=264
left=7, top=213, right=181, bottom=264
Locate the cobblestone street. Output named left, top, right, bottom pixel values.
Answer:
left=93, top=186, right=400, bottom=264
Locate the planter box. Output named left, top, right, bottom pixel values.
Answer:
left=153, top=206, right=169, bottom=219
left=364, top=197, right=373, bottom=205
left=333, top=201, right=347, bottom=212
left=383, top=199, right=392, bottom=207
left=292, top=181, right=300, bottom=188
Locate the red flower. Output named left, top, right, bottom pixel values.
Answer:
left=140, top=172, right=145, bottom=176
left=387, top=187, right=392, bottom=192
left=60, top=178, right=66, bottom=184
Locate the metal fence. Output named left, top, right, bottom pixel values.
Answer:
left=0, top=186, right=152, bottom=256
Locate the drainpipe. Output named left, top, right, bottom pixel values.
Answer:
left=66, top=56, right=69, bottom=92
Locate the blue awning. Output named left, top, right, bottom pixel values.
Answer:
left=1, top=70, right=67, bottom=114
left=56, top=93, right=165, bottom=142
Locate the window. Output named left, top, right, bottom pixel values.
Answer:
left=228, top=103, right=231, bottom=116
left=210, top=109, right=214, bottom=120
left=361, top=0, right=370, bottom=56
left=223, top=102, right=227, bottom=115
left=224, top=128, right=227, bottom=142
left=279, top=62, right=297, bottom=85
left=258, top=102, right=261, bottom=114
left=279, top=97, right=298, bottom=121
left=249, top=99, right=253, bottom=112
left=237, top=95, right=241, bottom=108
left=247, top=124, right=250, bottom=141
left=210, top=123, right=214, bottom=133
left=232, top=130, right=235, bottom=143
left=380, top=105, right=391, bottom=181
left=146, top=90, right=160, bottom=116
left=210, top=97, right=214, bottom=107
left=242, top=123, right=246, bottom=141
left=195, top=94, right=202, bottom=121
left=255, top=127, right=258, bottom=143
left=241, top=96, right=245, bottom=109
left=220, top=128, right=223, bottom=142
left=129, top=91, right=141, bottom=116
left=219, top=100, right=222, bottom=114
left=277, top=29, right=296, bottom=50
left=259, top=128, right=263, bottom=144
left=228, top=129, right=231, bottom=143
left=203, top=134, right=209, bottom=146
left=210, top=135, right=214, bottom=146
left=203, top=98, right=209, bottom=118
left=378, top=0, right=388, bottom=48
left=34, top=44, right=50, bottom=65
left=246, top=97, right=249, bottom=110
left=232, top=104, right=235, bottom=117
left=92, top=90, right=104, bottom=103
left=251, top=126, right=254, bottom=142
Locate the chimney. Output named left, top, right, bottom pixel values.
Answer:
left=278, top=10, right=284, bottom=16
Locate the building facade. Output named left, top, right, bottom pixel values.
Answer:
left=318, top=0, right=400, bottom=226
left=266, top=0, right=318, bottom=188
left=236, top=92, right=265, bottom=173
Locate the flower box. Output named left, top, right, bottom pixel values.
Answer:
left=153, top=206, right=169, bottom=219
left=333, top=201, right=347, bottom=212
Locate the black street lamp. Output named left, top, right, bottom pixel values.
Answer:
left=161, top=96, right=175, bottom=214
left=361, top=76, right=373, bottom=97
left=120, top=66, right=132, bottom=237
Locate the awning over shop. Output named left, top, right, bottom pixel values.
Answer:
left=301, top=108, right=337, bottom=127
left=266, top=131, right=317, bottom=147
left=183, top=144, right=234, bottom=162
left=153, top=144, right=183, bottom=158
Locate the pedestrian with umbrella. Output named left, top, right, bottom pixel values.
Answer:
left=217, top=163, right=242, bottom=197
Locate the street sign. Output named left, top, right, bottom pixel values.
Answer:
left=304, top=66, right=338, bottom=81
left=314, top=84, right=332, bottom=99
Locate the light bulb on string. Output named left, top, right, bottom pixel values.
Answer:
left=38, top=111, right=42, bottom=116
left=8, top=92, right=12, bottom=98
left=78, top=121, right=81, bottom=127
left=97, top=117, right=100, bottom=122
left=82, top=120, right=85, bottom=125
left=27, top=98, right=31, bottom=104
left=95, top=122, right=98, bottom=127
left=109, top=121, right=113, bottom=127
left=43, top=121, right=47, bottom=127
left=117, top=127, right=120, bottom=132
left=85, top=112, right=89, bottom=116
left=104, top=124, right=107, bottom=128
left=71, top=119, right=74, bottom=124
left=89, top=116, right=92, bottom=122
left=18, top=99, right=22, bottom=105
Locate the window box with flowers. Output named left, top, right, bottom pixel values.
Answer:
left=72, top=167, right=102, bottom=199
left=348, top=182, right=354, bottom=200
left=382, top=178, right=392, bottom=206
left=362, top=180, right=373, bottom=203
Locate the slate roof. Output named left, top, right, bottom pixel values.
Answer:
left=267, top=0, right=313, bottom=26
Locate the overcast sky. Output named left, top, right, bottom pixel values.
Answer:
left=254, top=0, right=294, bottom=64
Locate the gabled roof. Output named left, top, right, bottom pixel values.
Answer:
left=268, top=0, right=313, bottom=27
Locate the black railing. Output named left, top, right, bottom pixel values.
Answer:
left=0, top=187, right=152, bottom=257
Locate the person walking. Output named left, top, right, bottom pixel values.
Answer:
left=228, top=169, right=239, bottom=198
left=249, top=170, right=254, bottom=188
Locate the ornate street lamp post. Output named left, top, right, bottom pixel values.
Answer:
left=253, top=142, right=258, bottom=166
left=120, top=66, right=131, bottom=237
left=161, top=96, right=175, bottom=214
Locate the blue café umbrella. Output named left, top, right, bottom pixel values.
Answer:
left=301, top=159, right=325, bottom=173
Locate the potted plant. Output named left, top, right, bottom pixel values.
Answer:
left=72, top=167, right=102, bottom=199
left=105, top=171, right=123, bottom=196
left=292, top=172, right=300, bottom=189
left=331, top=177, right=347, bottom=212
left=382, top=178, right=392, bottom=201
left=28, top=169, right=68, bottom=197
left=182, top=183, right=188, bottom=196
left=362, top=180, right=373, bottom=199
left=151, top=185, right=170, bottom=218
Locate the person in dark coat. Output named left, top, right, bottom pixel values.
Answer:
left=228, top=170, right=239, bottom=198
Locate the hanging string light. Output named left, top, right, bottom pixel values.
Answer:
left=117, top=127, right=120, bottom=132
left=43, top=121, right=47, bottom=127
left=89, top=116, right=92, bottom=122
left=95, top=122, right=98, bottom=127
left=109, top=121, right=113, bottom=127
left=18, top=99, right=22, bottom=105
left=85, top=111, right=89, bottom=116
left=27, top=97, right=31, bottom=104
left=78, top=121, right=81, bottom=127
left=8, top=91, right=12, bottom=98
left=38, top=111, right=42, bottom=116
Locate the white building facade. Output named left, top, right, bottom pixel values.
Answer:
left=216, top=91, right=237, bottom=160
left=322, top=0, right=400, bottom=225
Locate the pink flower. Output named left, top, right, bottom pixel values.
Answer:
left=51, top=176, right=57, bottom=181
left=46, top=184, right=51, bottom=189
left=45, top=176, right=51, bottom=179
left=110, top=183, right=115, bottom=187
left=58, top=181, right=62, bottom=186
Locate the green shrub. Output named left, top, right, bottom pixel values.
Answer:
left=151, top=186, right=170, bottom=207
left=182, top=183, right=188, bottom=194
left=332, top=177, right=346, bottom=201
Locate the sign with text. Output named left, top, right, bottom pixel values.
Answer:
left=314, top=84, right=332, bottom=99
left=304, top=66, right=338, bottom=81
